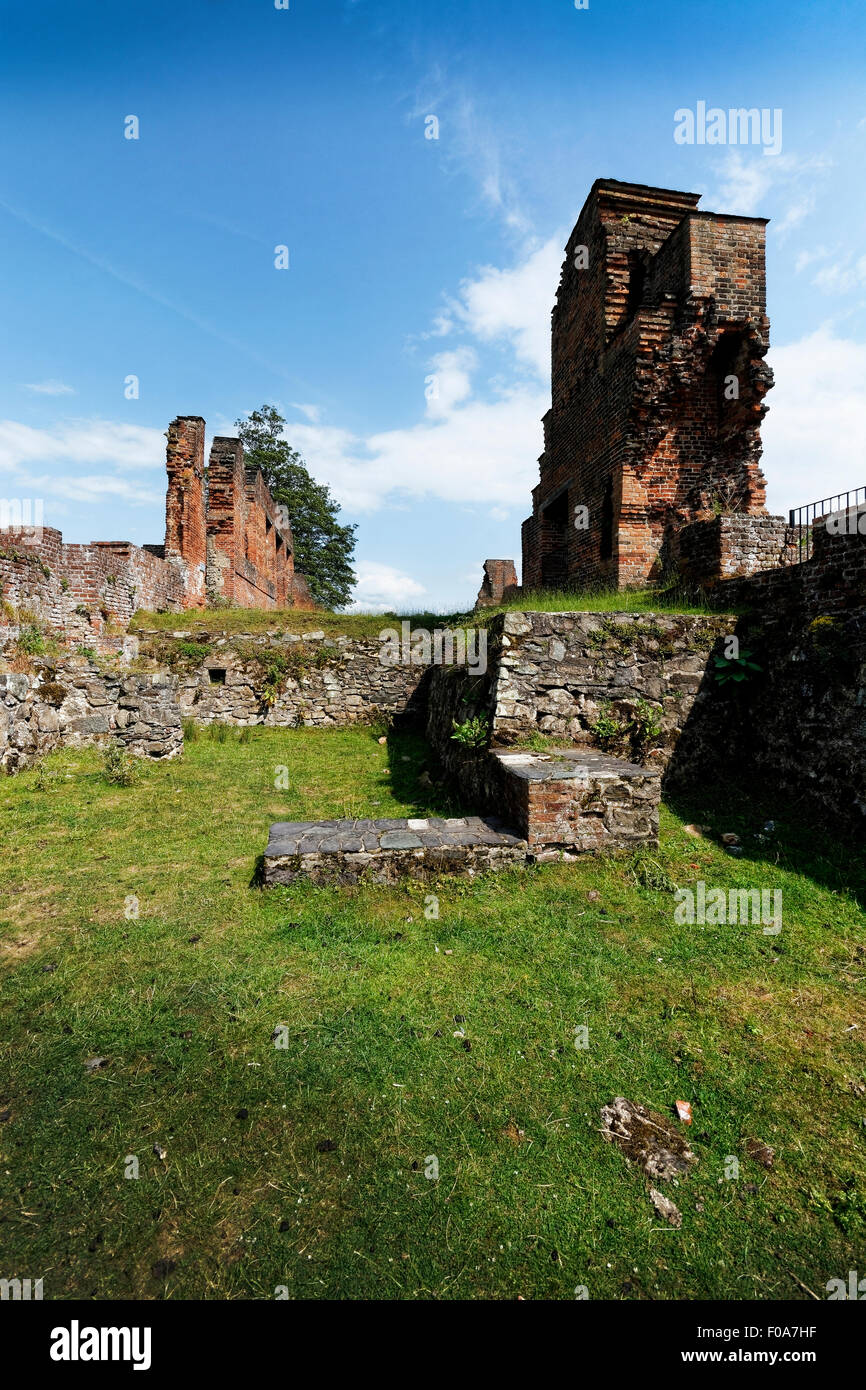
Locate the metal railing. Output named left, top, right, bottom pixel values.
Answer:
left=788, top=486, right=866, bottom=562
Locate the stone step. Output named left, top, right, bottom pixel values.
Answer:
left=263, top=815, right=527, bottom=886
left=490, top=747, right=660, bottom=852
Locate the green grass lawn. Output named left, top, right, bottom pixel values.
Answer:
left=129, top=584, right=733, bottom=643
left=1, top=726, right=864, bottom=1300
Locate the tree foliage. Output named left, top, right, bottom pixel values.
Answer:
left=235, top=405, right=357, bottom=610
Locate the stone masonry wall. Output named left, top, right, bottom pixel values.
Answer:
left=671, top=513, right=796, bottom=586
left=0, top=664, right=182, bottom=772
left=485, top=610, right=731, bottom=771
left=135, top=629, right=430, bottom=727
left=667, top=513, right=866, bottom=832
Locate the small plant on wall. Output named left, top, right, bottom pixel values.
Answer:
left=589, top=704, right=628, bottom=752
left=713, top=647, right=762, bottom=685
left=450, top=714, right=490, bottom=749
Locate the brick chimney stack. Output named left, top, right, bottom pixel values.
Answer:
left=164, top=415, right=207, bottom=608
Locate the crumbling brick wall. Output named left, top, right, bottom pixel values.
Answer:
left=165, top=416, right=207, bottom=608
left=476, top=559, right=519, bottom=608
left=0, top=527, right=185, bottom=645
left=205, top=436, right=293, bottom=609
left=522, top=178, right=774, bottom=591
left=1, top=415, right=314, bottom=638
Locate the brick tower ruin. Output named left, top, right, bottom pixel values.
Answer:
left=520, top=178, right=774, bottom=590
left=164, top=416, right=304, bottom=609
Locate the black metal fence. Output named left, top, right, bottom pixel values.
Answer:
left=788, top=486, right=866, bottom=562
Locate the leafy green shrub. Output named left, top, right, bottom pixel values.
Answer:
left=75, top=645, right=97, bottom=660
left=176, top=640, right=211, bottom=663
left=713, top=648, right=762, bottom=685
left=102, top=741, right=139, bottom=786
left=18, top=623, right=45, bottom=655
left=628, top=851, right=677, bottom=893
left=630, top=697, right=662, bottom=751
left=450, top=714, right=490, bottom=749
left=32, top=759, right=52, bottom=792
left=589, top=706, right=627, bottom=752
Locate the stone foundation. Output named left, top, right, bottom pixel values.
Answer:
left=492, top=748, right=660, bottom=852
left=263, top=815, right=527, bottom=885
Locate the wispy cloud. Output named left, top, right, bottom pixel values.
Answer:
left=704, top=150, right=831, bottom=236
left=408, top=72, right=534, bottom=241
left=0, top=418, right=165, bottom=477
left=22, top=380, right=76, bottom=396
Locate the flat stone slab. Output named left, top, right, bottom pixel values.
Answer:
left=494, top=748, right=661, bottom=783
left=264, top=815, right=528, bottom=885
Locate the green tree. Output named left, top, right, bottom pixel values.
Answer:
left=235, top=404, right=357, bottom=610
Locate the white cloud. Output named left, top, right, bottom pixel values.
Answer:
left=706, top=151, right=831, bottom=236
left=291, top=402, right=321, bottom=424
left=22, top=380, right=75, bottom=396
left=277, top=236, right=558, bottom=515
left=349, top=560, right=427, bottom=612
left=0, top=418, right=165, bottom=478
left=286, top=381, right=546, bottom=515
left=762, top=327, right=866, bottom=518
left=812, top=254, right=866, bottom=295
left=26, top=473, right=164, bottom=506
left=452, top=236, right=561, bottom=378
left=424, top=347, right=476, bottom=418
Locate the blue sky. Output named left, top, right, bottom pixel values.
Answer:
left=1, top=0, right=865, bottom=610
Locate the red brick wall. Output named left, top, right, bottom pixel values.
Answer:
left=205, top=437, right=295, bottom=609
left=2, top=416, right=310, bottom=633
left=165, top=416, right=207, bottom=608
left=0, top=525, right=185, bottom=642
left=522, top=179, right=773, bottom=591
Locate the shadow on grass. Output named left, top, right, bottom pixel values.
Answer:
left=665, top=779, right=866, bottom=911
left=385, top=728, right=469, bottom=820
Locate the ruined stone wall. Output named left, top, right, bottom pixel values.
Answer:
left=0, top=664, right=182, bottom=771
left=672, top=514, right=796, bottom=586
left=135, top=629, right=430, bottom=727
left=485, top=610, right=729, bottom=769
left=668, top=515, right=866, bottom=832
left=522, top=179, right=773, bottom=591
